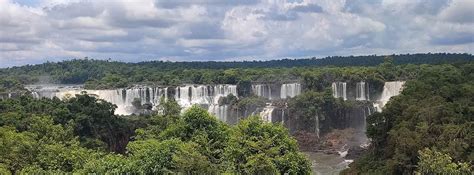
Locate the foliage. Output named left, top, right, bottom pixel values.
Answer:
left=415, top=148, right=471, bottom=175
left=1, top=55, right=473, bottom=174
left=0, top=79, right=24, bottom=93
left=0, top=94, right=311, bottom=174
left=350, top=63, right=474, bottom=174
left=0, top=53, right=471, bottom=89
left=135, top=97, right=182, bottom=140
left=225, top=116, right=311, bottom=174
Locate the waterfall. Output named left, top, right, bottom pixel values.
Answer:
left=32, top=91, right=40, bottom=98
left=260, top=104, right=275, bottom=122
left=209, top=104, right=228, bottom=122
left=280, top=83, right=301, bottom=99
left=332, top=82, right=347, bottom=100
left=252, top=84, right=273, bottom=100
left=208, top=85, right=236, bottom=120
left=374, top=81, right=405, bottom=112
left=281, top=109, right=285, bottom=124
left=315, top=114, right=320, bottom=138
left=356, top=81, right=369, bottom=101
left=252, top=83, right=301, bottom=100
left=150, top=87, right=166, bottom=105
left=29, top=84, right=237, bottom=119
left=53, top=89, right=133, bottom=115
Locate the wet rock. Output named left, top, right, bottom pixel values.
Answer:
left=345, top=146, right=367, bottom=159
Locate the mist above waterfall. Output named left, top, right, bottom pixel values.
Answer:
left=373, top=81, right=405, bottom=112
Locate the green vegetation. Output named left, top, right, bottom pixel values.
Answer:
left=0, top=79, right=24, bottom=93
left=0, top=53, right=471, bottom=89
left=0, top=53, right=473, bottom=174
left=0, top=95, right=310, bottom=174
left=416, top=148, right=471, bottom=175
left=345, top=63, right=473, bottom=174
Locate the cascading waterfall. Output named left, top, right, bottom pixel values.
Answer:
left=328, top=81, right=405, bottom=149
left=356, top=81, right=369, bottom=101
left=209, top=105, right=228, bottom=122
left=252, top=84, right=273, bottom=100
left=260, top=104, right=275, bottom=122
left=252, top=83, right=301, bottom=100
left=52, top=89, right=134, bottom=115
left=373, top=81, right=405, bottom=112
left=281, top=109, right=285, bottom=124
left=332, top=82, right=347, bottom=100
left=208, top=84, right=237, bottom=121
left=280, top=83, right=301, bottom=99
left=32, top=91, right=40, bottom=98
left=29, top=84, right=237, bottom=119
left=252, top=83, right=300, bottom=123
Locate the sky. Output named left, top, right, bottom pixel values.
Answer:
left=0, top=0, right=473, bottom=68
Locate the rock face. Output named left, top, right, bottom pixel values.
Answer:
left=294, top=131, right=322, bottom=152
left=294, top=128, right=369, bottom=155
left=291, top=81, right=405, bottom=175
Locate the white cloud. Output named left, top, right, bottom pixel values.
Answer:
left=0, top=0, right=472, bottom=67
left=439, top=0, right=474, bottom=24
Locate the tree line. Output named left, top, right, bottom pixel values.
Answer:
left=0, top=53, right=471, bottom=89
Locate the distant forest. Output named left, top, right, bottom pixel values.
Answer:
left=0, top=53, right=472, bottom=90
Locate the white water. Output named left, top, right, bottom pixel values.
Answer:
left=337, top=144, right=349, bottom=157
left=356, top=81, right=369, bottom=101
left=252, top=83, right=301, bottom=100
left=252, top=84, right=273, bottom=100
left=338, top=150, right=348, bottom=158
left=28, top=84, right=237, bottom=119
left=280, top=83, right=301, bottom=99
left=209, top=104, right=228, bottom=122
left=281, top=109, right=285, bottom=124
left=305, top=152, right=352, bottom=175
left=252, top=83, right=300, bottom=123
left=373, top=81, right=405, bottom=112
left=315, top=114, right=320, bottom=138
left=332, top=82, right=347, bottom=100
left=260, top=104, right=275, bottom=122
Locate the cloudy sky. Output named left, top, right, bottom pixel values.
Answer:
left=0, top=0, right=473, bottom=67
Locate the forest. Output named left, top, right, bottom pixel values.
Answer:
left=0, top=95, right=310, bottom=174
left=0, top=53, right=473, bottom=174
left=344, top=63, right=473, bottom=174
left=0, top=53, right=472, bottom=90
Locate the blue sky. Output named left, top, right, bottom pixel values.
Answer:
left=0, top=0, right=473, bottom=67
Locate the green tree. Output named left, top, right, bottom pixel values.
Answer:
left=0, top=127, right=37, bottom=173
left=352, top=64, right=474, bottom=174
left=416, top=148, right=471, bottom=175
left=160, top=105, right=230, bottom=167
left=225, top=116, right=311, bottom=174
